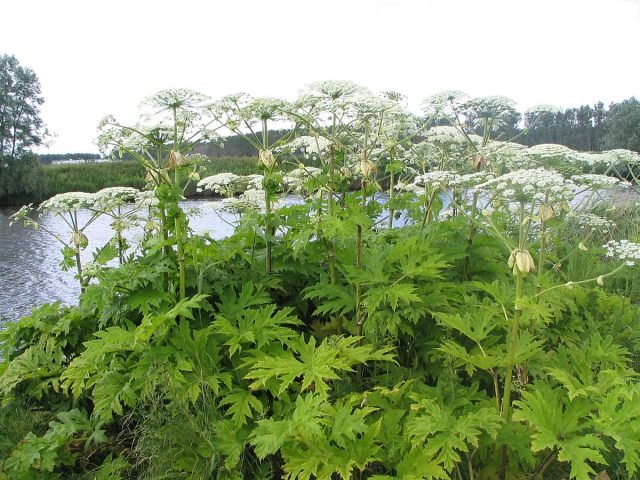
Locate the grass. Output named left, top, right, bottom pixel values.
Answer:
left=42, top=157, right=262, bottom=198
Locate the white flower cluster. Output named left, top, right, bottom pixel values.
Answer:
left=462, top=96, right=517, bottom=120
left=605, top=149, right=640, bottom=165
left=40, top=192, right=96, bottom=214
left=285, top=135, right=331, bottom=159
left=477, top=168, right=575, bottom=205
left=246, top=174, right=264, bottom=190
left=571, top=174, right=627, bottom=189
left=209, top=188, right=285, bottom=214
left=425, top=126, right=468, bottom=145
left=197, top=173, right=241, bottom=195
left=414, top=171, right=460, bottom=189
left=573, top=213, right=614, bottom=233
left=525, top=144, right=579, bottom=163
left=526, top=104, right=562, bottom=115
left=449, top=171, right=495, bottom=188
left=394, top=181, right=427, bottom=195
left=603, top=240, right=640, bottom=266
left=481, top=141, right=535, bottom=170
left=283, top=166, right=322, bottom=192
left=93, top=187, right=139, bottom=211
left=572, top=152, right=614, bottom=168
left=142, top=88, right=210, bottom=111
left=244, top=97, right=288, bottom=121
left=135, top=190, right=159, bottom=207
left=421, top=90, right=468, bottom=118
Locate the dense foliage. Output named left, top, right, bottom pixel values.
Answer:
left=2, top=85, right=640, bottom=480
left=0, top=154, right=46, bottom=206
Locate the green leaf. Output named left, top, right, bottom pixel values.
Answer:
left=220, top=389, right=264, bottom=427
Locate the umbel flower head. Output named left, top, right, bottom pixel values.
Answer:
left=197, top=173, right=242, bottom=196
left=603, top=240, right=640, bottom=266
left=39, top=192, right=95, bottom=215
left=92, top=187, right=139, bottom=211
left=476, top=168, right=575, bottom=206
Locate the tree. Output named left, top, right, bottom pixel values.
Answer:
left=0, top=54, right=48, bottom=157
left=603, top=97, right=640, bottom=152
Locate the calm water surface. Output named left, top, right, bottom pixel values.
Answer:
left=0, top=200, right=243, bottom=322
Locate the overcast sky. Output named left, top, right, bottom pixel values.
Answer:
left=2, top=0, right=639, bottom=154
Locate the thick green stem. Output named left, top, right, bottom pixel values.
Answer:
left=462, top=193, right=479, bottom=281
left=498, top=273, right=523, bottom=480
left=75, top=248, right=85, bottom=292
left=502, top=272, right=523, bottom=421
left=175, top=217, right=185, bottom=303
left=388, top=171, right=395, bottom=229
left=265, top=191, right=273, bottom=275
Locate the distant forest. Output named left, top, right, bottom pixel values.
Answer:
left=40, top=97, right=640, bottom=161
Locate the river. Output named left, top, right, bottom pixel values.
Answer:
left=0, top=200, right=243, bottom=322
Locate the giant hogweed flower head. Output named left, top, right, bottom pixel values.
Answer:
left=197, top=172, right=242, bottom=196
left=282, top=135, right=332, bottom=161
left=525, top=144, right=580, bottom=165
left=421, top=90, right=468, bottom=119
left=604, top=240, right=640, bottom=266
left=40, top=192, right=96, bottom=215
left=92, top=187, right=139, bottom=211
left=135, top=190, right=159, bottom=208
left=243, top=97, right=290, bottom=124
left=463, top=96, right=517, bottom=119
left=283, top=167, right=322, bottom=193
left=525, top=104, right=562, bottom=115
left=483, top=142, right=536, bottom=172
left=449, top=171, right=496, bottom=188
left=413, top=170, right=460, bottom=189
left=477, top=168, right=576, bottom=206
left=604, top=149, right=640, bottom=166
left=571, top=174, right=629, bottom=189
left=425, top=126, right=468, bottom=145
left=572, top=152, right=616, bottom=169
left=296, top=80, right=369, bottom=119
left=141, top=89, right=210, bottom=113
left=571, top=212, right=614, bottom=234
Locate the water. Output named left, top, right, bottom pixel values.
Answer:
left=0, top=200, right=244, bottom=322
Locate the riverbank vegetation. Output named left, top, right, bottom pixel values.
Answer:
left=2, top=85, right=640, bottom=479
left=42, top=157, right=264, bottom=198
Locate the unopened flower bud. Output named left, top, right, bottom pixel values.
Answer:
left=538, top=205, right=555, bottom=222
left=472, top=153, right=486, bottom=170
left=340, top=166, right=353, bottom=179
left=358, top=149, right=376, bottom=177
left=71, top=231, right=88, bottom=248
left=597, top=276, right=605, bottom=286
left=168, top=150, right=186, bottom=167
left=578, top=242, right=588, bottom=251
left=259, top=149, right=276, bottom=168
left=508, top=249, right=536, bottom=275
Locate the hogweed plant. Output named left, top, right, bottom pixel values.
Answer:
left=2, top=83, right=640, bottom=480
left=98, top=89, right=219, bottom=303
left=9, top=188, right=149, bottom=289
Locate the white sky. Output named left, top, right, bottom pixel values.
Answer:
left=2, top=0, right=639, bottom=154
